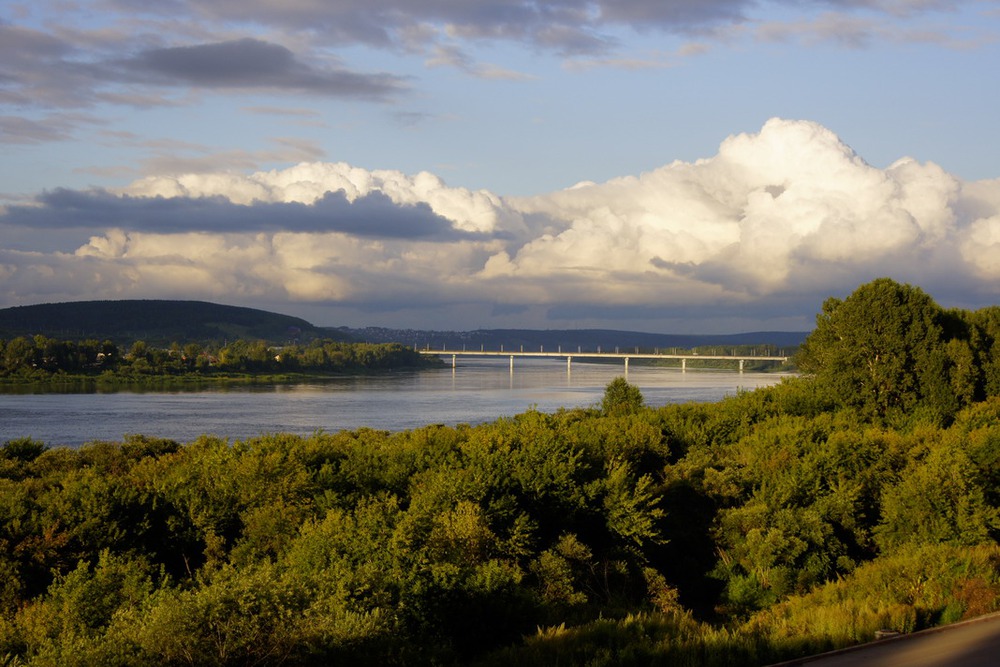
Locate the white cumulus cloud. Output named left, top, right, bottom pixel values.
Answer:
left=123, top=162, right=527, bottom=237
left=501, top=118, right=973, bottom=299
left=2, top=118, right=999, bottom=331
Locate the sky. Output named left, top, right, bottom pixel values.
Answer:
left=2, top=1, right=1000, bottom=334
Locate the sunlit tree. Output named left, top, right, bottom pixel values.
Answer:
left=796, top=278, right=967, bottom=421
left=601, top=377, right=645, bottom=417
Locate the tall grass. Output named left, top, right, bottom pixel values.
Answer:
left=476, top=544, right=1000, bottom=667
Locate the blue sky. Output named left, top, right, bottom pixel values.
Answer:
left=2, top=1, right=1000, bottom=333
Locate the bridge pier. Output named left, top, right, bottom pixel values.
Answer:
left=739, top=359, right=744, bottom=373
left=452, top=354, right=457, bottom=368
left=567, top=356, right=572, bottom=373
left=510, top=355, right=514, bottom=373
left=682, top=358, right=686, bottom=372
left=624, top=357, right=629, bottom=375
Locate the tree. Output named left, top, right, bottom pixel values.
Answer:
left=601, top=378, right=644, bottom=417
left=875, top=442, right=999, bottom=551
left=966, top=306, right=1000, bottom=398
left=1, top=437, right=47, bottom=463
left=796, top=278, right=960, bottom=421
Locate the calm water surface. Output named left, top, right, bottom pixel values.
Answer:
left=0, top=358, right=789, bottom=447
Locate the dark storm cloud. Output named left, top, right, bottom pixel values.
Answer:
left=546, top=303, right=687, bottom=322
left=545, top=295, right=823, bottom=326
left=491, top=303, right=530, bottom=316
left=1, top=188, right=487, bottom=241
left=117, top=38, right=406, bottom=100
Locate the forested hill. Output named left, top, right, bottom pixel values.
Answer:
left=335, top=326, right=809, bottom=352
left=0, top=300, right=334, bottom=345
left=1, top=299, right=809, bottom=350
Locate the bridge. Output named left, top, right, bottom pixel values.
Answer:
left=418, top=347, right=790, bottom=373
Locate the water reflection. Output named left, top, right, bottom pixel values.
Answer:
left=0, top=358, right=790, bottom=447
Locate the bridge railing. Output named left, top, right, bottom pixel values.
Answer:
left=415, top=343, right=794, bottom=357
left=416, top=347, right=792, bottom=373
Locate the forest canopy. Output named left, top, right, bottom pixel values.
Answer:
left=2, top=278, right=1000, bottom=666
left=796, top=277, right=1000, bottom=423
left=0, top=337, right=431, bottom=382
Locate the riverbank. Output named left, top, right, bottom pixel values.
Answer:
left=0, top=337, right=440, bottom=391
left=0, top=365, right=441, bottom=393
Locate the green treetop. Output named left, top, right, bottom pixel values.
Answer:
left=795, top=277, right=993, bottom=423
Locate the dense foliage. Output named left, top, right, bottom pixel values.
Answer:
left=0, top=337, right=430, bottom=382
left=2, top=278, right=1000, bottom=666
left=797, top=277, right=1000, bottom=423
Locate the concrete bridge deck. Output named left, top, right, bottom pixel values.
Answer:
left=418, top=348, right=790, bottom=372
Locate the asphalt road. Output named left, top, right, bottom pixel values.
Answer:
left=774, top=613, right=1000, bottom=666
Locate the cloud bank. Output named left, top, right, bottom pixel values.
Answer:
left=3, top=0, right=987, bottom=146
left=2, top=118, right=999, bottom=331
left=116, top=38, right=405, bottom=101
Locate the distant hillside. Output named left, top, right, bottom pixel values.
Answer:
left=0, top=300, right=341, bottom=345
left=335, top=327, right=809, bottom=353
left=1, top=300, right=809, bottom=350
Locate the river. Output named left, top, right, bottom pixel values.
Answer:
left=0, top=358, right=789, bottom=447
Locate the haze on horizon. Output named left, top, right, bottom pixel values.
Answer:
left=2, top=1, right=1000, bottom=334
